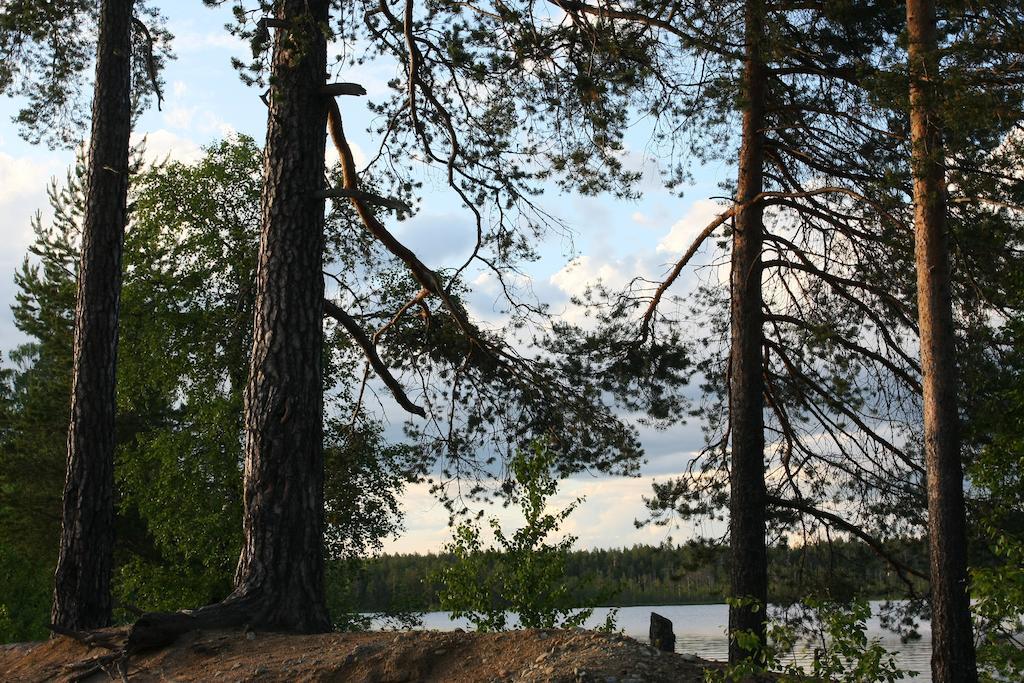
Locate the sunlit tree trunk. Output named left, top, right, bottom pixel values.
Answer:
left=728, top=0, right=769, bottom=664
left=51, top=0, right=133, bottom=632
left=905, top=1, right=977, bottom=680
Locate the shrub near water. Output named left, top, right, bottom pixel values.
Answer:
left=706, top=598, right=909, bottom=682
left=436, top=441, right=615, bottom=632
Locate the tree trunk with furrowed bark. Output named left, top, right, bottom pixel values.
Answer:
left=98, top=1, right=335, bottom=649
left=226, top=0, right=332, bottom=632
left=905, top=1, right=977, bottom=681
left=51, top=0, right=134, bottom=632
left=727, top=0, right=769, bottom=665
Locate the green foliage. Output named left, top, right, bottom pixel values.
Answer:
left=955, top=128, right=1024, bottom=682
left=966, top=317, right=1024, bottom=681
left=0, top=137, right=410, bottom=640
left=0, top=542, right=50, bottom=643
left=435, top=441, right=611, bottom=631
left=0, top=162, right=85, bottom=640
left=706, top=598, right=909, bottom=683
left=112, top=137, right=263, bottom=611
left=0, top=1, right=171, bottom=148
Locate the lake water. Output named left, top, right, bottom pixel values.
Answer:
left=398, top=602, right=934, bottom=681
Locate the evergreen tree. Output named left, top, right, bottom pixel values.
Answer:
left=904, top=1, right=976, bottom=679
left=1, top=0, right=171, bottom=630
left=0, top=137, right=412, bottom=640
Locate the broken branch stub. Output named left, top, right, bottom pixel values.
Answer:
left=316, top=187, right=411, bottom=213
left=321, top=82, right=368, bottom=97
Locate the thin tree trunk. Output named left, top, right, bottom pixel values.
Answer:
left=728, top=0, right=769, bottom=664
left=51, top=0, right=133, bottom=632
left=905, top=1, right=977, bottom=681
left=227, top=0, right=332, bottom=632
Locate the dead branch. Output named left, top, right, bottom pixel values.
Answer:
left=323, top=299, right=427, bottom=417
left=320, top=82, right=368, bottom=97
left=640, top=203, right=734, bottom=341
left=131, top=17, right=163, bottom=110
left=65, top=651, right=128, bottom=683
left=325, top=96, right=476, bottom=338
left=317, top=187, right=410, bottom=212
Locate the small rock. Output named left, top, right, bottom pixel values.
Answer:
left=433, top=648, right=447, bottom=656
left=535, top=652, right=549, bottom=663
left=245, top=630, right=256, bottom=641
left=681, top=653, right=698, bottom=663
left=538, top=631, right=550, bottom=640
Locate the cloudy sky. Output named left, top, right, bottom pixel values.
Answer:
left=0, top=3, right=738, bottom=555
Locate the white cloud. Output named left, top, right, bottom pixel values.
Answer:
left=131, top=129, right=204, bottom=165
left=163, top=104, right=235, bottom=139
left=0, top=151, right=67, bottom=355
left=195, top=111, right=236, bottom=138
left=324, top=140, right=367, bottom=173
left=550, top=254, right=633, bottom=297
left=349, top=141, right=368, bottom=170
left=164, top=104, right=197, bottom=130
left=380, top=471, right=708, bottom=555
left=550, top=198, right=729, bottom=304
left=657, top=199, right=728, bottom=255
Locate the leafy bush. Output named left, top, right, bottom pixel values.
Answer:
left=706, top=598, right=909, bottom=682
left=436, top=441, right=614, bottom=631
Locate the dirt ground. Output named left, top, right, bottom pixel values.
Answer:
left=0, top=627, right=728, bottom=682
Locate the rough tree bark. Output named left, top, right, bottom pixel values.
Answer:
left=77, top=1, right=335, bottom=650
left=51, top=0, right=134, bottom=632
left=905, top=1, right=977, bottom=681
left=727, top=0, right=769, bottom=665
left=227, top=0, right=332, bottom=632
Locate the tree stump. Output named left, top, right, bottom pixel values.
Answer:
left=649, top=612, right=675, bottom=652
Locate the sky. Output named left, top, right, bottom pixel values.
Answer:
left=0, top=2, right=739, bottom=555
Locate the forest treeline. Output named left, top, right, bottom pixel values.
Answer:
left=347, top=540, right=928, bottom=613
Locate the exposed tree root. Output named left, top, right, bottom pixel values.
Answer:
left=65, top=650, right=128, bottom=682
left=124, top=601, right=253, bottom=653
left=50, top=598, right=264, bottom=679
left=48, top=624, right=124, bottom=651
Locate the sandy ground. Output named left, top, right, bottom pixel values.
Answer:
left=0, top=627, right=730, bottom=682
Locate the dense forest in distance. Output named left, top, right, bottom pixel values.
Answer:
left=347, top=540, right=927, bottom=613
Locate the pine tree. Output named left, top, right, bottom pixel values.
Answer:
left=1, top=0, right=170, bottom=631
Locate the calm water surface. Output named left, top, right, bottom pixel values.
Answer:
left=401, top=602, right=933, bottom=681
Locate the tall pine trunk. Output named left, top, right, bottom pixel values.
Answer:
left=51, top=0, right=133, bottom=632
left=727, top=0, right=769, bottom=664
left=905, top=1, right=977, bottom=680
left=228, top=0, right=332, bottom=632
